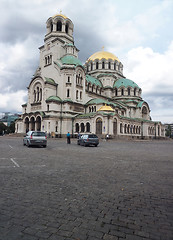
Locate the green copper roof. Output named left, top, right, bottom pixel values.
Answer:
left=86, top=98, right=109, bottom=105
left=86, top=75, right=103, bottom=87
left=60, top=55, right=83, bottom=67
left=113, top=78, right=140, bottom=89
left=85, top=98, right=123, bottom=109
left=44, top=77, right=57, bottom=85
left=46, top=96, right=62, bottom=103
left=137, top=101, right=144, bottom=108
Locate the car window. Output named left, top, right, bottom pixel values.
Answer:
left=83, top=135, right=88, bottom=139
left=32, top=132, right=45, bottom=136
left=89, top=134, right=98, bottom=138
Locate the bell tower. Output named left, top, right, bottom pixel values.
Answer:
left=45, top=12, right=74, bottom=44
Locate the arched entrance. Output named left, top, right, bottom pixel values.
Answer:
left=36, top=116, right=41, bottom=131
left=113, top=119, right=117, bottom=135
left=24, top=117, right=29, bottom=133
left=30, top=117, right=35, bottom=131
left=96, top=118, right=102, bottom=134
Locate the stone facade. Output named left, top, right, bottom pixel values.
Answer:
left=15, top=13, right=165, bottom=139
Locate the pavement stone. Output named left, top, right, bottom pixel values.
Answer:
left=0, top=137, right=173, bottom=239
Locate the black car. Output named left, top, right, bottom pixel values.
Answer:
left=77, top=134, right=99, bottom=147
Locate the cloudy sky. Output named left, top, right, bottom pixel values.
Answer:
left=0, top=0, right=173, bottom=123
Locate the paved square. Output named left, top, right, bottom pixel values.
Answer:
left=0, top=137, right=173, bottom=240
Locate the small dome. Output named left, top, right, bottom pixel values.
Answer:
left=113, top=78, right=140, bottom=89
left=87, top=50, right=120, bottom=62
left=52, top=13, right=68, bottom=19
left=97, top=104, right=114, bottom=112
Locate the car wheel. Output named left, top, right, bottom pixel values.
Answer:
left=84, top=143, right=87, bottom=147
left=27, top=141, right=30, bottom=147
left=23, top=140, right=25, bottom=146
left=43, top=145, right=47, bottom=148
left=95, top=144, right=98, bottom=147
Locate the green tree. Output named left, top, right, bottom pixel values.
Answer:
left=165, top=125, right=171, bottom=137
left=0, top=122, right=7, bottom=135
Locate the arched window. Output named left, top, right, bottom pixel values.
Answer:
left=50, top=22, right=53, bottom=32
left=57, top=21, right=62, bottom=31
left=108, top=62, right=111, bottom=69
left=76, top=90, right=78, bottom=99
left=80, top=91, right=82, bottom=100
left=102, top=61, right=105, bottom=69
left=115, top=88, right=118, bottom=96
left=121, top=88, right=124, bottom=96
left=134, top=88, right=137, bottom=96
left=128, top=88, right=131, bottom=96
left=86, top=122, right=90, bottom=132
left=89, top=107, right=91, bottom=112
left=124, top=124, right=127, bottom=133
left=65, top=23, right=69, bottom=34
left=81, top=123, right=85, bottom=132
left=91, top=62, right=93, bottom=71
left=75, top=123, right=79, bottom=132
left=34, top=90, right=36, bottom=102
left=40, top=88, right=42, bottom=101
left=37, top=87, right=39, bottom=101
left=96, top=62, right=99, bottom=69
left=127, top=124, right=130, bottom=134
left=94, top=106, right=96, bottom=112
left=120, top=123, right=123, bottom=133
left=67, top=89, right=70, bottom=97
left=114, top=62, right=116, bottom=70
left=142, top=106, right=148, bottom=119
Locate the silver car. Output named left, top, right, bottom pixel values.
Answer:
left=77, top=134, right=99, bottom=147
left=23, top=131, right=47, bottom=148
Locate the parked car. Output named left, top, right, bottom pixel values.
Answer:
left=77, top=134, right=99, bottom=147
left=23, top=131, right=47, bottom=148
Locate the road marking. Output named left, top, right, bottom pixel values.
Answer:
left=10, top=158, right=20, bottom=168
left=9, top=145, right=13, bottom=149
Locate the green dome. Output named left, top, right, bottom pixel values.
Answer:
left=60, top=55, right=83, bottom=67
left=113, top=78, right=140, bottom=89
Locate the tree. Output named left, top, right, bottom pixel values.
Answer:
left=165, top=125, right=171, bottom=137
left=0, top=122, right=7, bottom=135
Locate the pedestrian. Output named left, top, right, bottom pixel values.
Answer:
left=77, top=132, right=81, bottom=139
left=67, top=132, right=71, bottom=144
left=106, top=134, right=109, bottom=141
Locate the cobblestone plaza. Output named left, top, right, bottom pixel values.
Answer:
left=0, top=137, right=172, bottom=239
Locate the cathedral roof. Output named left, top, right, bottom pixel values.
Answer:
left=87, top=50, right=120, bottom=62
left=60, top=55, right=83, bottom=67
left=113, top=78, right=140, bottom=89
left=86, top=75, right=103, bottom=87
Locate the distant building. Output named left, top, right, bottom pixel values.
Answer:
left=15, top=12, right=165, bottom=139
left=0, top=113, right=19, bottom=127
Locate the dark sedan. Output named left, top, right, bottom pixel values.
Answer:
left=77, top=134, right=99, bottom=147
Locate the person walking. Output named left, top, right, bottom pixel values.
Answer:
left=67, top=132, right=71, bottom=144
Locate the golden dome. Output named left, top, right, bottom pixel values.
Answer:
left=52, top=11, right=68, bottom=19
left=87, top=50, right=119, bottom=62
left=97, top=104, right=114, bottom=112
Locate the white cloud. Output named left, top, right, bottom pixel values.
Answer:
left=0, top=90, right=27, bottom=112
left=124, top=41, right=173, bottom=92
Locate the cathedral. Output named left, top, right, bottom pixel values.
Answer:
left=15, top=12, right=165, bottom=139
